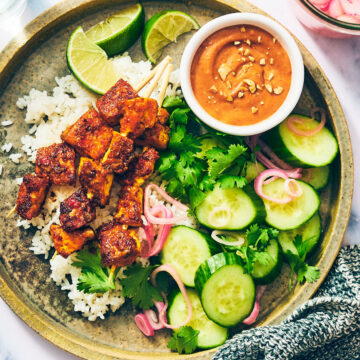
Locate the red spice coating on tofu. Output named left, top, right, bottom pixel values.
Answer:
left=157, top=108, right=170, bottom=125
left=96, top=79, right=138, bottom=126
left=120, top=98, right=158, bottom=139
left=99, top=222, right=141, bottom=267
left=78, top=157, right=114, bottom=207
left=114, top=185, right=143, bottom=227
left=35, top=143, right=76, bottom=185
left=61, top=108, right=113, bottom=160
left=16, top=174, right=50, bottom=220
left=60, top=188, right=96, bottom=232
left=120, top=147, right=159, bottom=186
left=101, top=132, right=134, bottom=174
left=50, top=224, right=95, bottom=258
left=135, top=123, right=170, bottom=150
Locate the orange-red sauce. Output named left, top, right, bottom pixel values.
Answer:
left=191, top=25, right=292, bottom=126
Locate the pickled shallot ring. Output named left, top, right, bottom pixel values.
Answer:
left=254, top=169, right=294, bottom=204
left=286, top=107, right=326, bottom=137
left=243, top=285, right=267, bottom=325
left=144, top=183, right=188, bottom=225
left=211, top=230, right=245, bottom=247
left=151, top=264, right=192, bottom=329
left=134, top=313, right=155, bottom=336
left=143, top=301, right=167, bottom=330
left=284, top=178, right=303, bottom=198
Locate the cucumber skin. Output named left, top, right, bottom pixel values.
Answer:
left=195, top=253, right=255, bottom=327
left=167, top=289, right=228, bottom=349
left=263, top=115, right=338, bottom=168
left=195, top=184, right=266, bottom=231
left=253, top=240, right=283, bottom=285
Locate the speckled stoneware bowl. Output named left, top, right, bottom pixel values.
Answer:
left=0, top=0, right=353, bottom=359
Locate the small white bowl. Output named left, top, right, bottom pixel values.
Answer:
left=180, top=13, right=304, bottom=136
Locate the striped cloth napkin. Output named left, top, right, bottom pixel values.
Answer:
left=213, top=245, right=360, bottom=360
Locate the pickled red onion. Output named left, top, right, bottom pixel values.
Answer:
left=284, top=179, right=303, bottom=198
left=135, top=313, right=155, bottom=336
left=211, top=230, right=246, bottom=247
left=143, top=301, right=167, bottom=330
left=258, top=139, right=294, bottom=170
left=339, top=0, right=360, bottom=16
left=151, top=264, right=192, bottom=329
left=243, top=285, right=267, bottom=325
left=254, top=169, right=302, bottom=203
left=286, top=108, right=326, bottom=137
left=144, top=183, right=188, bottom=224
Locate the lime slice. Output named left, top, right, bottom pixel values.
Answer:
left=66, top=26, right=118, bottom=95
left=86, top=4, right=144, bottom=57
left=142, top=10, right=200, bottom=63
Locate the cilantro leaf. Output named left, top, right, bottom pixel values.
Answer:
left=218, top=175, right=247, bottom=189
left=206, top=144, right=247, bottom=178
left=157, top=152, right=177, bottom=173
left=167, top=326, right=199, bottom=354
left=120, top=264, right=163, bottom=309
left=162, top=96, right=187, bottom=112
left=72, top=248, right=117, bottom=294
left=188, top=187, right=206, bottom=209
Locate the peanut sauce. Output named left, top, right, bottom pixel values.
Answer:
left=191, top=25, right=292, bottom=126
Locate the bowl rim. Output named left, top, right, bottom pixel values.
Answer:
left=298, top=0, right=360, bottom=30
left=180, top=12, right=305, bottom=136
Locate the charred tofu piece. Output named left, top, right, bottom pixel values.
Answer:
left=96, top=79, right=138, bottom=126
left=135, top=123, right=170, bottom=150
left=35, top=143, right=76, bottom=185
left=50, top=224, right=95, bottom=258
left=16, top=174, right=50, bottom=220
left=101, top=131, right=134, bottom=174
left=99, top=222, right=141, bottom=267
left=61, top=108, right=113, bottom=160
left=114, top=185, right=143, bottom=227
left=78, top=157, right=113, bottom=207
left=120, top=98, right=158, bottom=139
left=60, top=188, right=96, bottom=232
left=157, top=107, right=170, bottom=125
left=121, top=147, right=159, bottom=186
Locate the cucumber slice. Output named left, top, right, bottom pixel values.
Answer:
left=279, top=212, right=321, bottom=259
left=195, top=253, right=255, bottom=327
left=242, top=161, right=265, bottom=183
left=262, top=179, right=320, bottom=230
left=195, top=184, right=266, bottom=230
left=264, top=115, right=339, bottom=168
left=252, top=239, right=282, bottom=285
left=303, top=166, right=330, bottom=191
left=168, top=289, right=228, bottom=349
left=196, top=136, right=225, bottom=159
left=161, top=226, right=220, bottom=287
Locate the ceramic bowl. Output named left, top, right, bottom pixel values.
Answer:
left=180, top=12, right=304, bottom=136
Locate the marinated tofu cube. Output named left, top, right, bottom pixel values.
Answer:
left=121, top=147, right=159, bottom=186
left=114, top=185, right=143, bottom=227
left=78, top=157, right=113, bottom=207
left=101, top=131, right=134, bottom=174
left=35, top=143, right=76, bottom=185
left=96, top=79, right=138, bottom=126
left=135, top=123, right=170, bottom=150
left=16, top=174, right=50, bottom=220
left=157, top=107, right=170, bottom=124
left=120, top=98, right=158, bottom=139
left=50, top=224, right=95, bottom=258
left=60, top=188, right=96, bottom=232
left=61, top=108, right=113, bottom=160
left=99, top=222, right=141, bottom=267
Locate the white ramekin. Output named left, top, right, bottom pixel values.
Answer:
left=180, top=13, right=304, bottom=136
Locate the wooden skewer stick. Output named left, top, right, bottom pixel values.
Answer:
left=51, top=251, right=58, bottom=261
left=141, top=57, right=172, bottom=98
left=108, top=265, right=116, bottom=285
left=134, top=56, right=172, bottom=93
left=6, top=205, right=17, bottom=218
left=157, top=63, right=173, bottom=107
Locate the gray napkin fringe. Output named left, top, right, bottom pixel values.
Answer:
left=213, top=245, right=360, bottom=360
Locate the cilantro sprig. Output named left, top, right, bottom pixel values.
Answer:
left=158, top=96, right=249, bottom=210
left=72, top=248, right=119, bottom=293
left=167, top=326, right=199, bottom=354
left=286, top=235, right=320, bottom=291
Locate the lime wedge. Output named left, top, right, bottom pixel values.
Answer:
left=66, top=26, right=118, bottom=95
left=86, top=4, right=144, bottom=57
left=142, top=10, right=200, bottom=63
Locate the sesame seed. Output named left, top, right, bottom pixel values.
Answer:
left=249, top=56, right=255, bottom=62
left=258, top=36, right=262, bottom=43
left=259, top=58, right=266, bottom=65
left=246, top=39, right=251, bottom=46
left=234, top=41, right=241, bottom=45
left=241, top=26, right=246, bottom=32
left=270, top=58, right=274, bottom=65
left=251, top=107, right=258, bottom=114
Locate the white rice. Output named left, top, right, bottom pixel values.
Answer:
left=0, top=164, right=3, bottom=176
left=14, top=52, right=184, bottom=321
left=1, top=120, right=13, bottom=126
left=9, top=153, right=22, bottom=163
left=1, top=143, right=12, bottom=152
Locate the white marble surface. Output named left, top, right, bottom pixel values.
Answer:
left=0, top=0, right=359, bottom=359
